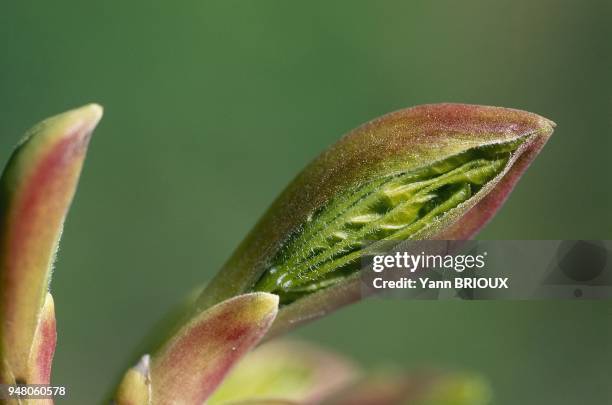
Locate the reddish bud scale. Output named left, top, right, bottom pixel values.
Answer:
left=0, top=104, right=102, bottom=384
left=197, top=103, right=555, bottom=336
left=147, top=293, right=278, bottom=405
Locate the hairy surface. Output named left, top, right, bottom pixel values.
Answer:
left=255, top=139, right=523, bottom=303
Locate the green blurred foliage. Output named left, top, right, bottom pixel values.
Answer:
left=0, top=1, right=610, bottom=404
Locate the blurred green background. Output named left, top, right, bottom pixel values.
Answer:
left=1, top=1, right=611, bottom=404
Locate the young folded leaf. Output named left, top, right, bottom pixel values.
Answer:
left=115, top=293, right=279, bottom=405
left=0, top=104, right=102, bottom=384
left=196, top=104, right=555, bottom=336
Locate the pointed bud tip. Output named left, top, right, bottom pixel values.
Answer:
left=250, top=292, right=280, bottom=309
left=78, top=102, right=104, bottom=124
left=61, top=103, right=104, bottom=138
left=224, top=292, right=279, bottom=324
left=531, top=112, right=555, bottom=136
left=15, top=103, right=104, bottom=154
